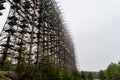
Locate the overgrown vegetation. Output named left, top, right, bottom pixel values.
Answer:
left=2, top=55, right=120, bottom=80
left=0, top=61, right=81, bottom=80
left=0, top=51, right=81, bottom=80
left=78, top=71, right=95, bottom=80
left=98, top=62, right=120, bottom=80
left=4, top=52, right=120, bottom=80
left=0, top=57, right=97, bottom=80
left=0, top=59, right=11, bottom=71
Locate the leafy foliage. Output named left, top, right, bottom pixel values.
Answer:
left=98, top=62, right=120, bottom=80
left=1, top=59, right=11, bottom=71
left=87, top=72, right=94, bottom=80
left=0, top=48, right=80, bottom=80
left=98, top=70, right=106, bottom=80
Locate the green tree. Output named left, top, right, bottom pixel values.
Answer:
left=1, top=59, right=11, bottom=71
left=98, top=70, right=106, bottom=80
left=81, top=71, right=86, bottom=80
left=72, top=70, right=81, bottom=80
left=106, top=63, right=120, bottom=80
left=87, top=72, right=94, bottom=80
left=99, top=62, right=120, bottom=80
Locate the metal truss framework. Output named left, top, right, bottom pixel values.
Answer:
left=0, top=0, right=76, bottom=72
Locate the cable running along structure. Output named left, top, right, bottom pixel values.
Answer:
left=0, top=0, right=76, bottom=75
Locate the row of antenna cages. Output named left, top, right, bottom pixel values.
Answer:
left=0, top=0, right=71, bottom=44
left=0, top=0, right=64, bottom=17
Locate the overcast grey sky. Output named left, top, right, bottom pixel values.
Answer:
left=0, top=2, right=10, bottom=32
left=58, top=0, right=120, bottom=71
left=1, top=0, right=120, bottom=71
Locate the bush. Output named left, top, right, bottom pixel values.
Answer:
left=1, top=59, right=11, bottom=71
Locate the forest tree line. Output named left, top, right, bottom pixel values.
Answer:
left=80, top=62, right=120, bottom=80
left=98, top=62, right=120, bottom=80
left=1, top=57, right=120, bottom=80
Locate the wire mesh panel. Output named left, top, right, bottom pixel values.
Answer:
left=0, top=0, right=76, bottom=73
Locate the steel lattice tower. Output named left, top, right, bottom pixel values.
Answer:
left=0, top=0, right=76, bottom=73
